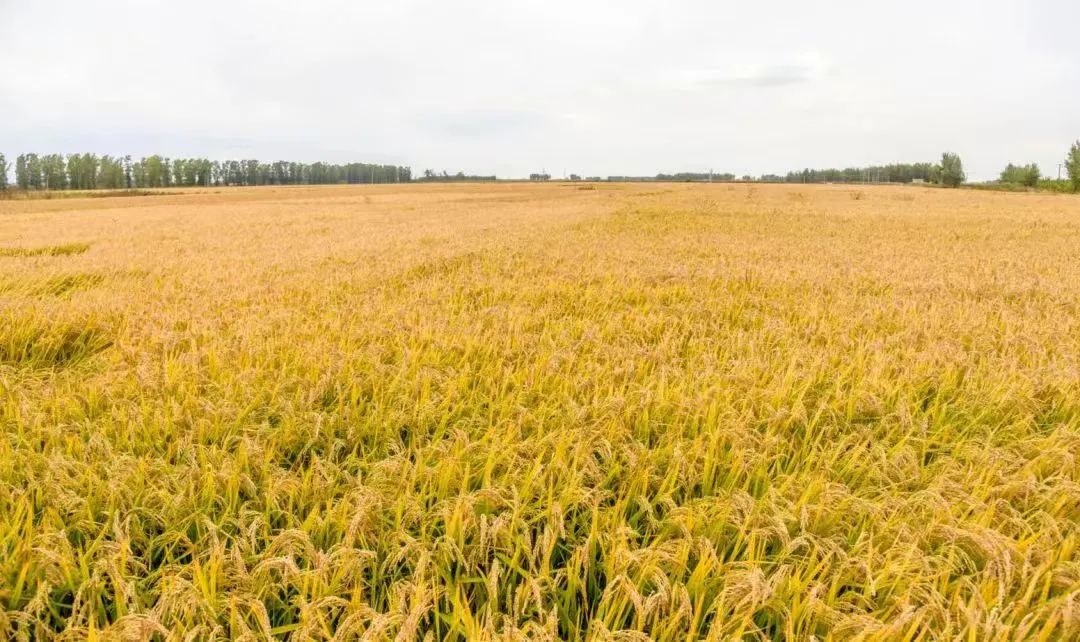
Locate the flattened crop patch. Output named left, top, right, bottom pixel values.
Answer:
left=0, top=242, right=90, bottom=258
left=0, top=313, right=112, bottom=369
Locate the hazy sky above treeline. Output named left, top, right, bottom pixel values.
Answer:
left=2, top=0, right=1077, bottom=180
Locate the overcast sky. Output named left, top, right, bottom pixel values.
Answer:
left=2, top=0, right=1077, bottom=180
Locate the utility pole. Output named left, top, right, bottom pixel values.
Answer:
left=1060, top=164, right=1064, bottom=180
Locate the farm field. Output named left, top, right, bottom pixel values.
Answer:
left=1, top=182, right=1079, bottom=639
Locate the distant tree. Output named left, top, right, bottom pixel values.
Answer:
left=67, top=153, right=98, bottom=190
left=28, top=155, right=44, bottom=189
left=143, top=155, right=166, bottom=187
left=6, top=151, right=411, bottom=190
left=172, top=158, right=186, bottom=186
left=131, top=158, right=147, bottom=187
left=655, top=171, right=736, bottom=182
left=999, top=164, right=1016, bottom=184
left=98, top=156, right=126, bottom=189
left=66, top=154, right=81, bottom=189
left=42, top=154, right=67, bottom=189
left=771, top=162, right=935, bottom=184
left=13, top=155, right=23, bottom=189
left=243, top=160, right=259, bottom=186
left=15, top=154, right=31, bottom=189
left=415, top=169, right=494, bottom=183
left=1000, top=163, right=1040, bottom=187
left=0, top=153, right=8, bottom=191
left=940, top=152, right=965, bottom=187
left=1068, top=141, right=1080, bottom=193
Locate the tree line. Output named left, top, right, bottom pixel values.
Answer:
left=766, top=154, right=971, bottom=186
left=635, top=158, right=956, bottom=186
left=1, top=153, right=411, bottom=190
left=614, top=159, right=955, bottom=186
left=1070, top=142, right=1080, bottom=192
left=416, top=170, right=497, bottom=182
left=980, top=141, right=1080, bottom=191
left=999, top=163, right=1040, bottom=188
left=650, top=144, right=1080, bottom=192
left=656, top=172, right=737, bottom=182
left=779, top=162, right=941, bottom=185
left=2, top=144, right=1079, bottom=192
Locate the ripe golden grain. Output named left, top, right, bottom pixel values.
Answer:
left=0, top=182, right=1078, bottom=639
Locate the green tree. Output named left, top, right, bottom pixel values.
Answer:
left=17, top=153, right=43, bottom=189
left=1023, top=164, right=1040, bottom=187
left=940, top=152, right=965, bottom=188
left=1000, top=163, right=1039, bottom=187
left=143, top=155, right=166, bottom=187
left=131, top=158, right=147, bottom=188
left=1067, top=141, right=1080, bottom=193
left=929, top=164, right=943, bottom=185
left=5, top=152, right=411, bottom=190
left=69, top=153, right=99, bottom=190
left=15, top=154, right=28, bottom=189
left=98, top=156, right=126, bottom=189
left=42, top=154, right=67, bottom=190
left=0, top=153, right=8, bottom=191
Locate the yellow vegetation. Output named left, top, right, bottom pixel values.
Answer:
left=0, top=183, right=1078, bottom=639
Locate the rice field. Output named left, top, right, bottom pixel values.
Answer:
left=0, top=182, right=1078, bottom=640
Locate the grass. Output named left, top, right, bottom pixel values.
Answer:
left=0, top=183, right=1078, bottom=639
left=963, top=180, right=1077, bottom=194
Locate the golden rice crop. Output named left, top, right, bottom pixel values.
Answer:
left=0, top=182, right=1078, bottom=640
